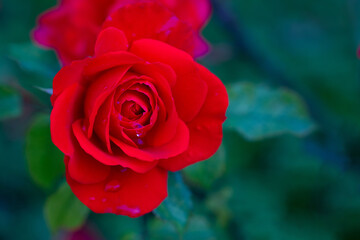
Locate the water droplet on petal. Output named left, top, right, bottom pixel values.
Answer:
left=121, top=168, right=128, bottom=173
left=133, top=123, right=142, bottom=129
left=89, top=197, right=95, bottom=201
left=137, top=139, right=144, bottom=145
left=104, top=86, right=108, bottom=90
left=82, top=125, right=86, bottom=132
left=116, top=205, right=140, bottom=216
left=105, top=180, right=121, bottom=192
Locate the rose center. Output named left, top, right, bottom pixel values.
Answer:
left=121, top=100, right=145, bottom=120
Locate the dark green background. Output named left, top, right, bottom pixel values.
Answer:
left=1, top=0, right=360, bottom=239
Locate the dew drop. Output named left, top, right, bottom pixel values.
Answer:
left=105, top=180, right=121, bottom=192
left=116, top=101, right=120, bottom=105
left=132, top=123, right=142, bottom=129
left=137, top=139, right=144, bottom=145
left=116, top=205, right=140, bottom=216
left=89, top=197, right=95, bottom=201
left=82, top=125, right=86, bottom=131
left=121, top=168, right=128, bottom=173
left=104, top=86, right=108, bottom=90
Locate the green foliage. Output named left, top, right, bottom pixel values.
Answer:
left=0, top=85, right=22, bottom=120
left=7, top=43, right=59, bottom=104
left=154, top=172, right=193, bottom=234
left=8, top=43, right=60, bottom=79
left=26, top=114, right=64, bottom=189
left=226, top=82, right=316, bottom=140
left=149, top=216, right=216, bottom=240
left=183, top=145, right=226, bottom=190
left=44, top=182, right=89, bottom=232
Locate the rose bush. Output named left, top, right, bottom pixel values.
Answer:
left=33, top=0, right=211, bottom=65
left=50, top=2, right=228, bottom=217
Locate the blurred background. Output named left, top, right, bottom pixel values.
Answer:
left=1, top=0, right=360, bottom=239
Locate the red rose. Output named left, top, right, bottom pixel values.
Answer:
left=33, top=0, right=211, bottom=65
left=51, top=2, right=228, bottom=217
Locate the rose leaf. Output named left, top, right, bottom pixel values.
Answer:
left=225, top=82, right=316, bottom=140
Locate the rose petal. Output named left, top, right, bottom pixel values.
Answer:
left=84, top=66, right=130, bottom=138
left=51, top=83, right=84, bottom=155
left=103, top=2, right=196, bottom=56
left=131, top=62, right=177, bottom=89
left=130, top=38, right=195, bottom=74
left=68, top=147, right=111, bottom=184
left=111, top=120, right=189, bottom=161
left=130, top=39, right=208, bottom=122
left=51, top=60, right=86, bottom=105
left=159, top=64, right=228, bottom=171
left=160, top=0, right=212, bottom=30
left=172, top=70, right=208, bottom=122
left=72, top=119, right=158, bottom=173
left=95, top=27, right=129, bottom=56
left=94, top=92, right=115, bottom=153
left=83, top=51, right=143, bottom=76
left=67, top=162, right=168, bottom=217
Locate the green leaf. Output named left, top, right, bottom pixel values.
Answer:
left=149, top=216, right=216, bottom=240
left=153, top=172, right=192, bottom=234
left=7, top=43, right=59, bottom=104
left=8, top=43, right=60, bottom=80
left=0, top=85, right=22, bottom=120
left=44, top=182, right=89, bottom=233
left=26, top=114, right=64, bottom=189
left=183, top=145, right=226, bottom=190
left=225, top=82, right=316, bottom=140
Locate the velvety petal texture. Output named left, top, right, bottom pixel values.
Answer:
left=33, top=0, right=211, bottom=65
left=49, top=2, right=227, bottom=217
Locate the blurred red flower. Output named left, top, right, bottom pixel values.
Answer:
left=33, top=0, right=211, bottom=65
